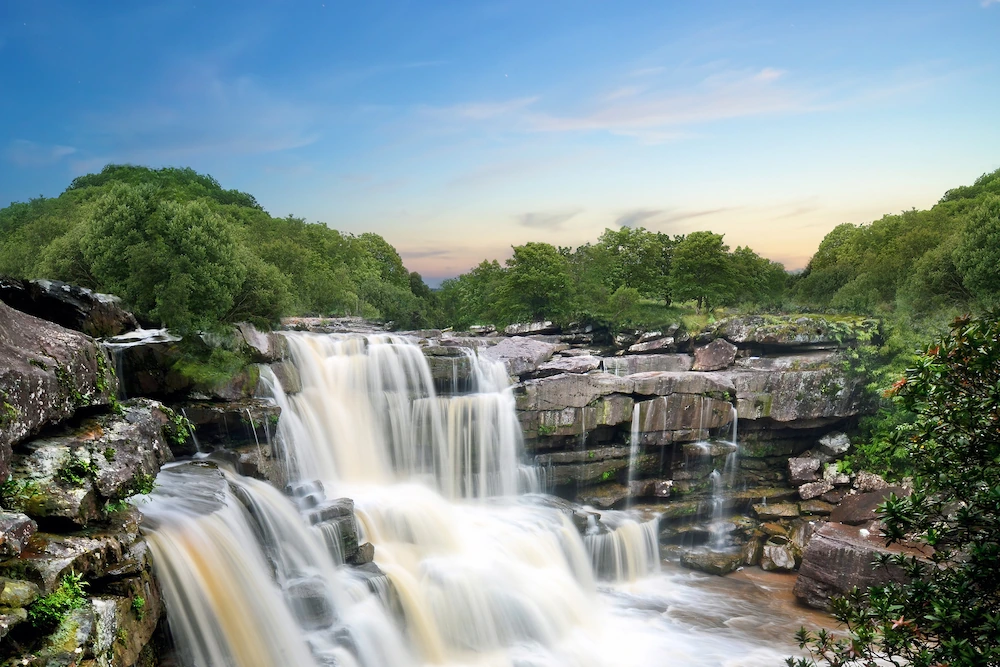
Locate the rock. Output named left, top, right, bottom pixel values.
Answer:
left=819, top=432, right=851, bottom=457
left=522, top=394, right=635, bottom=440
left=601, top=354, right=694, bottom=375
left=628, top=371, right=734, bottom=399
left=761, top=536, right=799, bottom=571
left=680, top=549, right=743, bottom=575
left=482, top=337, right=559, bottom=377
left=1, top=300, right=118, bottom=479
left=752, top=502, right=800, bottom=520
left=348, top=542, right=375, bottom=566
left=577, top=483, right=629, bottom=509
left=788, top=456, right=822, bottom=484
left=692, top=339, right=738, bottom=371
left=634, top=394, right=733, bottom=445
left=531, top=355, right=601, bottom=378
left=761, top=522, right=787, bottom=536
left=853, top=471, right=890, bottom=492
left=719, top=367, right=869, bottom=423
left=286, top=576, right=337, bottom=630
left=515, top=373, right=633, bottom=411
left=798, top=480, right=834, bottom=500
left=0, top=277, right=138, bottom=338
left=236, top=323, right=288, bottom=363
left=628, top=337, right=676, bottom=354
left=267, top=360, right=302, bottom=395
left=0, top=510, right=145, bottom=594
left=794, top=522, right=922, bottom=609
left=0, top=511, right=37, bottom=558
left=734, top=351, right=839, bottom=372
left=0, top=576, right=40, bottom=607
left=830, top=487, right=908, bottom=525
left=800, top=500, right=835, bottom=515
left=171, top=399, right=280, bottom=456
left=2, top=399, right=173, bottom=526
left=821, top=488, right=848, bottom=504
left=822, top=463, right=850, bottom=485
left=708, top=315, right=877, bottom=351
left=504, top=321, right=559, bottom=336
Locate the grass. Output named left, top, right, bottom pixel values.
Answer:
left=27, top=572, right=87, bottom=629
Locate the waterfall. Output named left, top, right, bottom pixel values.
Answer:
left=141, top=331, right=808, bottom=667
left=141, top=463, right=412, bottom=667
left=625, top=403, right=641, bottom=507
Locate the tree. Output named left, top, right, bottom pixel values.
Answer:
left=669, top=231, right=734, bottom=311
left=81, top=183, right=248, bottom=332
left=594, top=227, right=677, bottom=303
left=954, top=195, right=1000, bottom=309
left=496, top=242, right=572, bottom=321
left=790, top=312, right=1000, bottom=667
left=728, top=245, right=787, bottom=308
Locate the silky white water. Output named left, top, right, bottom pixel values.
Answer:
left=142, top=332, right=816, bottom=666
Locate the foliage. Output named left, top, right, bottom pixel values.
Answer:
left=669, top=231, right=733, bottom=311
left=793, top=167, right=1000, bottom=318
left=56, top=449, right=100, bottom=487
left=790, top=312, right=1000, bottom=667
left=496, top=242, right=573, bottom=322
left=131, top=595, right=147, bottom=620
left=27, top=572, right=87, bottom=629
left=0, top=164, right=436, bottom=331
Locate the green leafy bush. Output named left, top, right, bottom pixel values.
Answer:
left=28, top=572, right=87, bottom=629
left=790, top=312, right=1000, bottom=667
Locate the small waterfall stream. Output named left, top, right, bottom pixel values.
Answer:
left=140, top=332, right=814, bottom=666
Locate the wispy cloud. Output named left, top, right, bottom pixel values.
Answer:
left=615, top=209, right=663, bottom=227
left=982, top=0, right=999, bottom=7
left=6, top=140, right=77, bottom=167
left=530, top=67, right=808, bottom=133
left=399, top=248, right=454, bottom=259
left=514, top=208, right=582, bottom=230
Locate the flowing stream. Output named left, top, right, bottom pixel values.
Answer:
left=140, top=333, right=821, bottom=666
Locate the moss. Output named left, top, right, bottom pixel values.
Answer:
left=116, top=626, right=129, bottom=645
left=536, top=423, right=556, bottom=437
left=0, top=477, right=42, bottom=512
left=104, top=447, right=117, bottom=461
left=27, top=572, right=87, bottom=630
left=0, top=392, right=17, bottom=428
left=56, top=449, right=100, bottom=487
left=131, top=595, right=146, bottom=620
left=95, top=351, right=121, bottom=414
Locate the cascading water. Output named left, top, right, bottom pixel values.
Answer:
left=142, top=332, right=817, bottom=666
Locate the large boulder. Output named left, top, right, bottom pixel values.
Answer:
left=2, top=399, right=174, bottom=527
left=1, top=301, right=118, bottom=479
left=235, top=323, right=289, bottom=363
left=482, top=337, right=559, bottom=378
left=794, top=521, right=924, bottom=609
left=829, top=487, right=908, bottom=526
left=0, top=277, right=138, bottom=338
left=0, top=511, right=37, bottom=558
left=520, top=394, right=634, bottom=440
left=692, top=339, right=738, bottom=371
left=503, top=321, right=559, bottom=336
left=628, top=371, right=734, bottom=399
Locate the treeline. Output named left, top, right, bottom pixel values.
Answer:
left=0, top=165, right=434, bottom=331
left=438, top=228, right=787, bottom=330
left=793, top=167, right=1000, bottom=320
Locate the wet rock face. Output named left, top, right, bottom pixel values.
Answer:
left=235, top=323, right=288, bottom=363
left=1, top=300, right=118, bottom=479
left=2, top=399, right=173, bottom=527
left=170, top=399, right=280, bottom=456
left=0, top=277, right=138, bottom=338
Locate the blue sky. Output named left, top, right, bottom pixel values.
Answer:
left=2, top=1, right=999, bottom=283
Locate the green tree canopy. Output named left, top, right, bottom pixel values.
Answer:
left=669, top=231, right=734, bottom=311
